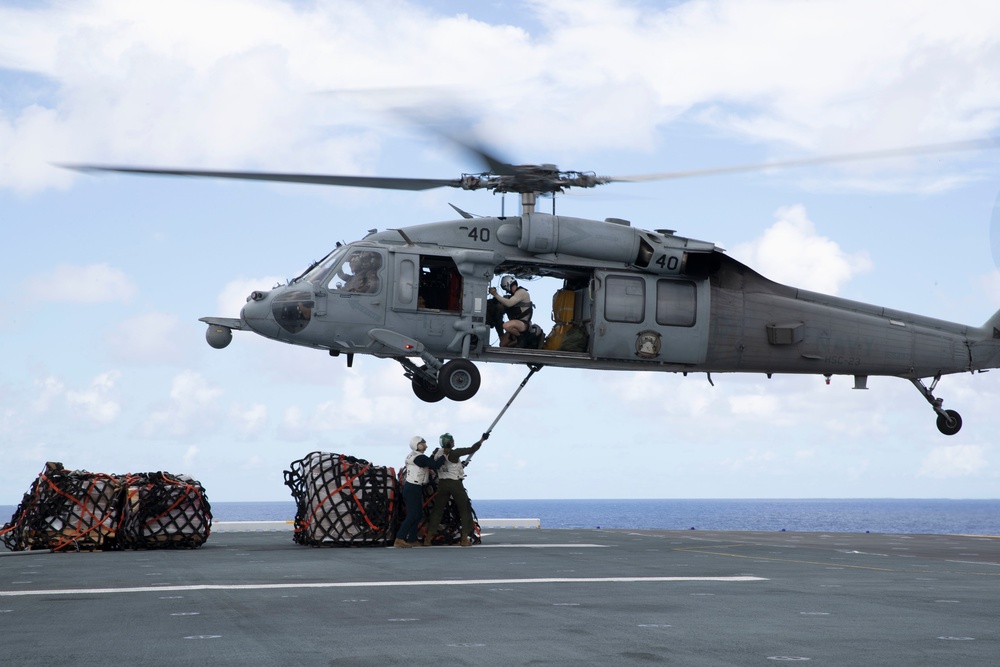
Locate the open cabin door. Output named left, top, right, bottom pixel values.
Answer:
left=388, top=251, right=467, bottom=353
left=592, top=270, right=710, bottom=364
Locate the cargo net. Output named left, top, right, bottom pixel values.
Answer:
left=1, top=463, right=212, bottom=552
left=284, top=452, right=399, bottom=547
left=119, top=472, right=212, bottom=550
left=398, top=469, right=482, bottom=546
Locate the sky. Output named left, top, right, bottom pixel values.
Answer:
left=3, top=0, right=1000, bottom=504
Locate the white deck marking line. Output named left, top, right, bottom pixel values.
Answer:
left=475, top=544, right=607, bottom=548
left=0, top=576, right=766, bottom=597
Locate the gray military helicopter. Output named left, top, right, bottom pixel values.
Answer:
left=65, top=138, right=1000, bottom=435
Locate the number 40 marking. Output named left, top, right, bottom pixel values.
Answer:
left=468, top=228, right=491, bottom=243
left=655, top=255, right=679, bottom=270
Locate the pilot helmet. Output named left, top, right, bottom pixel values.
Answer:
left=500, top=275, right=515, bottom=292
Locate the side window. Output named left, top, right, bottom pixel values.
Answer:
left=656, top=280, right=696, bottom=327
left=418, top=256, right=463, bottom=311
left=605, top=276, right=644, bottom=323
left=332, top=250, right=382, bottom=294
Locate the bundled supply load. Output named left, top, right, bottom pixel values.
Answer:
left=399, top=467, right=482, bottom=546
left=0, top=462, right=212, bottom=552
left=0, top=462, right=121, bottom=552
left=119, top=472, right=212, bottom=549
left=284, top=452, right=399, bottom=547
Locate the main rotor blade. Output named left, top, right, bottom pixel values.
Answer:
left=381, top=105, right=522, bottom=176
left=610, top=138, right=1000, bottom=183
left=58, top=164, right=464, bottom=191
left=447, top=137, right=520, bottom=176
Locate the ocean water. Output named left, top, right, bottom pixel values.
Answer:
left=3, top=499, right=997, bottom=535
left=4, top=499, right=986, bottom=535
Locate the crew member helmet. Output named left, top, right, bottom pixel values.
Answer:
left=440, top=433, right=455, bottom=448
left=500, top=275, right=515, bottom=292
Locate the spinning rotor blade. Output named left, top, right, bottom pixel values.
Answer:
left=610, top=138, right=1000, bottom=183
left=60, top=137, right=1000, bottom=199
left=437, top=134, right=520, bottom=176
left=58, top=164, right=464, bottom=191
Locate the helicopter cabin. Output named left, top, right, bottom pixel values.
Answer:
left=479, top=267, right=711, bottom=368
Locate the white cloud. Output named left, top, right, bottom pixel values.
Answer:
left=65, top=370, right=121, bottom=425
left=139, top=370, right=223, bottom=437
left=31, top=376, right=65, bottom=413
left=106, top=311, right=192, bottom=364
left=3, top=1, right=1000, bottom=192
left=720, top=448, right=778, bottom=473
left=918, top=444, right=989, bottom=478
left=279, top=406, right=309, bottom=441
left=231, top=403, right=268, bottom=435
left=731, top=205, right=873, bottom=294
left=23, top=263, right=137, bottom=304
left=729, top=392, right=780, bottom=418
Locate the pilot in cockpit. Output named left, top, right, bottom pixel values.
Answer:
left=337, top=251, right=381, bottom=293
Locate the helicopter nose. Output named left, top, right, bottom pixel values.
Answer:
left=241, top=287, right=315, bottom=336
left=240, top=290, right=277, bottom=336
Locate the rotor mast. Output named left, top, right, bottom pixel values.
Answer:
left=520, top=192, right=536, bottom=215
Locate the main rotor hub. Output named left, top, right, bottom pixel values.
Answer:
left=460, top=167, right=611, bottom=194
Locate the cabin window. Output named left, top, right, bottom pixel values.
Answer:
left=418, top=256, right=463, bottom=311
left=396, top=258, right=416, bottom=305
left=656, top=280, right=696, bottom=327
left=605, top=276, right=645, bottom=323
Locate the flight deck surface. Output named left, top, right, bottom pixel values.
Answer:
left=2, top=528, right=998, bottom=665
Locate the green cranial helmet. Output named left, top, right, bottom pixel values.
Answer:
left=440, top=433, right=455, bottom=448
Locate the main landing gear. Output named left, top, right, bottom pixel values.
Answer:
left=911, top=375, right=962, bottom=436
left=399, top=357, right=482, bottom=403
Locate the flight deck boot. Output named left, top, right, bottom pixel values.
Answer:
left=393, top=538, right=412, bottom=548
left=423, top=535, right=433, bottom=546
left=460, top=535, right=471, bottom=547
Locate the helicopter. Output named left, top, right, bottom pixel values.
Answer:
left=64, top=138, right=1000, bottom=436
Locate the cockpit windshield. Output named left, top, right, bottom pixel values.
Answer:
left=298, top=247, right=348, bottom=285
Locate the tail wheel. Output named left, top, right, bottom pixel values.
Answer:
left=936, top=409, right=962, bottom=436
left=439, top=359, right=481, bottom=401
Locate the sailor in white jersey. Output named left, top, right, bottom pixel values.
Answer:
left=395, top=436, right=446, bottom=548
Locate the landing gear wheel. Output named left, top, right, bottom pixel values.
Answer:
left=439, top=359, right=481, bottom=401
left=936, top=409, right=962, bottom=436
left=411, top=366, right=445, bottom=403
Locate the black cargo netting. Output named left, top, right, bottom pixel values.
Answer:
left=0, top=463, right=212, bottom=552
left=284, top=452, right=399, bottom=547
left=119, top=472, right=212, bottom=550
left=397, top=469, right=482, bottom=545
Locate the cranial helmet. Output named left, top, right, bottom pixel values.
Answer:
left=500, top=275, right=515, bottom=292
left=440, top=433, right=455, bottom=448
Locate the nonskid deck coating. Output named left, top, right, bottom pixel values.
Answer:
left=2, top=528, right=998, bottom=666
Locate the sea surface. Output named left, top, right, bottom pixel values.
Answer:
left=7, top=499, right=990, bottom=535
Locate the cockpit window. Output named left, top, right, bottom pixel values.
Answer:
left=300, top=247, right=348, bottom=285
left=331, top=250, right=383, bottom=294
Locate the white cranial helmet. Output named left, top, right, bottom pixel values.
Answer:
left=500, top=275, right=515, bottom=292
